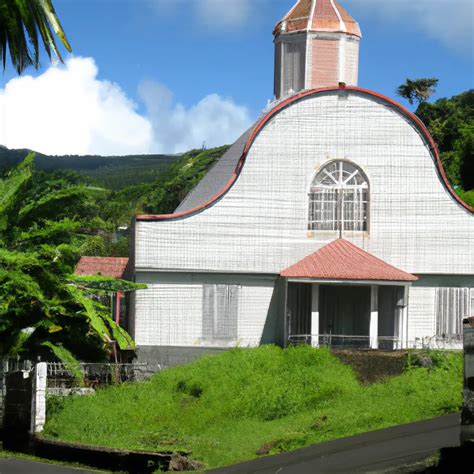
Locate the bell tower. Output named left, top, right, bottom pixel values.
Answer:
left=274, top=0, right=362, bottom=99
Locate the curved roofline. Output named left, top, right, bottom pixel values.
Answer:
left=136, top=86, right=474, bottom=222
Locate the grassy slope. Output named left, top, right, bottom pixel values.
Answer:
left=43, top=346, right=462, bottom=470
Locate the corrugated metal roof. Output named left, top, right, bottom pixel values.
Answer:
left=75, top=257, right=129, bottom=279
left=175, top=125, right=256, bottom=213
left=281, top=239, right=418, bottom=282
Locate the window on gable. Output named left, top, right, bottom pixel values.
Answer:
left=435, top=288, right=470, bottom=338
left=309, top=160, right=369, bottom=232
left=202, top=285, right=239, bottom=342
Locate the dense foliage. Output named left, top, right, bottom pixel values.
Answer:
left=44, top=346, right=463, bottom=469
left=416, top=89, right=474, bottom=200
left=0, top=154, right=136, bottom=362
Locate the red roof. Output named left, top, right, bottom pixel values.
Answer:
left=75, top=257, right=129, bottom=279
left=281, top=239, right=418, bottom=282
left=275, top=0, right=361, bottom=38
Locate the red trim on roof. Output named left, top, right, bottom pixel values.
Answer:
left=281, top=239, right=418, bottom=282
left=75, top=257, right=129, bottom=279
left=136, top=86, right=474, bottom=222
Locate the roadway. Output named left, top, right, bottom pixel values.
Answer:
left=210, top=414, right=464, bottom=473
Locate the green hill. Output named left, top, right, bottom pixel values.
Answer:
left=0, top=146, right=179, bottom=190
left=44, top=346, right=462, bottom=470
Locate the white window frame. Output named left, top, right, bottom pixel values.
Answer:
left=309, top=160, right=369, bottom=232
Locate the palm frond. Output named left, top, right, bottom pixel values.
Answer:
left=0, top=0, right=71, bottom=74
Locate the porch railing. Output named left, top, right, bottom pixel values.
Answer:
left=288, top=334, right=400, bottom=350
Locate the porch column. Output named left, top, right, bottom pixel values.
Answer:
left=401, top=285, right=409, bottom=348
left=370, top=285, right=379, bottom=349
left=400, top=305, right=409, bottom=349
left=396, top=285, right=409, bottom=349
left=311, top=284, right=320, bottom=347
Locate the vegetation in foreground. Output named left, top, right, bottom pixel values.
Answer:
left=0, top=154, right=141, bottom=364
left=44, top=346, right=463, bottom=470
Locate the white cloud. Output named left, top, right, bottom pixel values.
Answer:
left=197, top=0, right=252, bottom=27
left=138, top=80, right=252, bottom=154
left=345, top=0, right=473, bottom=53
left=152, top=0, right=253, bottom=27
left=0, top=57, right=154, bottom=156
left=0, top=57, right=252, bottom=156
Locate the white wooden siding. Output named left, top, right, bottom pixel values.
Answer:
left=407, top=287, right=437, bottom=342
left=133, top=275, right=275, bottom=348
left=134, top=284, right=202, bottom=346
left=238, top=283, right=275, bottom=346
left=136, top=91, right=473, bottom=277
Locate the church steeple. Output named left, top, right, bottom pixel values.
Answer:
left=274, top=0, right=362, bottom=99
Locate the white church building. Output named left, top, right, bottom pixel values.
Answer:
left=129, top=0, right=474, bottom=366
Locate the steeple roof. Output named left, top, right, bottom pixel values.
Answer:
left=275, top=0, right=361, bottom=38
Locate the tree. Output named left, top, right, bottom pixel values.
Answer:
left=415, top=90, right=474, bottom=191
left=0, top=155, right=142, bottom=363
left=0, top=0, right=71, bottom=74
left=397, top=78, right=439, bottom=106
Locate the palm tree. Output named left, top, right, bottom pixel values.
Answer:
left=0, top=0, right=71, bottom=74
left=396, top=78, right=439, bottom=106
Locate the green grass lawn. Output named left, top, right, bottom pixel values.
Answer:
left=43, top=346, right=462, bottom=470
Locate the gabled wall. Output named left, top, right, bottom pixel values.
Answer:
left=135, top=90, right=474, bottom=277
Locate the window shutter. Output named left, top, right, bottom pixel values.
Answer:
left=436, top=288, right=470, bottom=337
left=202, top=284, right=239, bottom=342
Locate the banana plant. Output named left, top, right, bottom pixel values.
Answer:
left=0, top=155, right=142, bottom=363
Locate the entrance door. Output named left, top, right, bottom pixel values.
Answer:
left=319, top=285, right=371, bottom=345
left=287, top=283, right=312, bottom=341
left=378, top=286, right=402, bottom=350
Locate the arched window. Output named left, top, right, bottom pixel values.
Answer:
left=309, top=161, right=369, bottom=232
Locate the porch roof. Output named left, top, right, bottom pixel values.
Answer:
left=280, top=239, right=418, bottom=282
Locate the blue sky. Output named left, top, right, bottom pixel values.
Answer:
left=0, top=0, right=473, bottom=155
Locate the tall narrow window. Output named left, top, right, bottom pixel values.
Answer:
left=309, top=160, right=369, bottom=232
left=202, top=285, right=239, bottom=342
left=436, top=288, right=470, bottom=338
left=282, top=41, right=306, bottom=95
